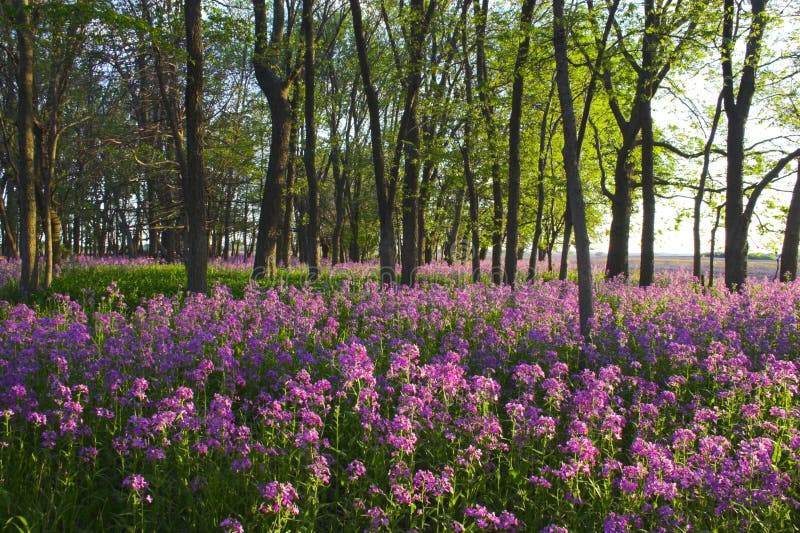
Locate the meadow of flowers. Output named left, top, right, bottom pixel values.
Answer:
left=1, top=259, right=799, bottom=531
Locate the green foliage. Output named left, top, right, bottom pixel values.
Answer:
left=0, top=263, right=352, bottom=310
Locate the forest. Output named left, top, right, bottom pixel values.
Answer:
left=0, top=0, right=797, bottom=296
left=3, top=2, right=800, bottom=531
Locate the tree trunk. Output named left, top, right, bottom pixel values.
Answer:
left=73, top=215, right=80, bottom=255
left=444, top=186, right=465, bottom=266
left=351, top=0, right=396, bottom=283
left=709, top=205, right=723, bottom=288
left=303, top=0, right=319, bottom=280
left=346, top=173, right=361, bottom=262
left=529, top=77, right=555, bottom=281
left=417, top=164, right=434, bottom=267
left=460, top=2, right=481, bottom=282
left=400, top=86, right=420, bottom=286
left=37, top=127, right=55, bottom=288
left=331, top=135, right=345, bottom=266
left=605, top=154, right=633, bottom=279
left=779, top=161, right=800, bottom=281
left=638, top=0, right=657, bottom=287
left=222, top=178, right=233, bottom=259
left=15, top=0, right=37, bottom=294
left=559, top=203, right=571, bottom=280
left=0, top=177, right=19, bottom=258
left=722, top=0, right=766, bottom=290
left=252, top=0, right=293, bottom=279
left=280, top=91, right=299, bottom=268
left=183, top=0, right=208, bottom=293
left=554, top=0, right=593, bottom=343
left=505, top=0, right=536, bottom=286
left=693, top=92, right=723, bottom=279
left=399, top=0, right=434, bottom=287
left=474, top=0, right=502, bottom=284
left=51, top=209, right=62, bottom=265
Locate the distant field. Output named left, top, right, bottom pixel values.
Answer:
left=644, top=256, right=780, bottom=279
left=547, top=254, right=782, bottom=280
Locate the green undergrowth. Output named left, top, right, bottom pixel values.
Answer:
left=0, top=264, right=347, bottom=312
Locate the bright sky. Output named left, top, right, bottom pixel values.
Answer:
left=590, top=3, right=800, bottom=257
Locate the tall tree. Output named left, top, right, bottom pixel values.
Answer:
left=692, top=91, right=724, bottom=279
left=0, top=175, right=18, bottom=258
left=252, top=0, right=296, bottom=279
left=721, top=0, right=800, bottom=289
left=559, top=0, right=619, bottom=281
left=460, top=0, right=480, bottom=282
left=36, top=2, right=91, bottom=287
left=638, top=0, right=657, bottom=287
left=302, top=0, right=319, bottom=279
left=350, top=0, right=396, bottom=284
left=475, top=0, right=503, bottom=284
left=590, top=0, right=697, bottom=280
left=504, top=0, right=537, bottom=286
left=721, top=0, right=764, bottom=290
left=398, top=0, right=436, bottom=286
left=14, top=0, right=37, bottom=294
left=553, top=0, right=593, bottom=342
left=183, top=0, right=208, bottom=292
left=528, top=75, right=555, bottom=281
left=780, top=161, right=800, bottom=281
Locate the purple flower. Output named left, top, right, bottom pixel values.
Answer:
left=346, top=460, right=367, bottom=481
left=366, top=506, right=389, bottom=531
left=259, top=481, right=299, bottom=515
left=123, top=474, right=149, bottom=491
left=528, top=475, right=552, bottom=489
left=219, top=517, right=244, bottom=533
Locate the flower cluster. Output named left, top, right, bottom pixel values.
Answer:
left=0, top=266, right=799, bottom=531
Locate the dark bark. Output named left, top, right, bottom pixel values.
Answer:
left=331, top=131, right=345, bottom=265
left=72, top=214, right=80, bottom=255
left=0, top=177, right=19, bottom=258
left=638, top=0, right=657, bottom=287
left=528, top=77, right=555, bottom=281
left=351, top=0, right=396, bottom=283
left=555, top=0, right=618, bottom=283
left=252, top=0, right=294, bottom=278
left=222, top=178, right=234, bottom=260
left=344, top=85, right=363, bottom=264
left=15, top=0, right=37, bottom=294
left=461, top=1, right=480, bottom=282
left=51, top=209, right=61, bottom=265
left=346, top=172, right=361, bottom=262
left=709, top=205, right=723, bottom=288
left=399, top=0, right=435, bottom=287
left=779, top=161, right=800, bottom=281
left=559, top=203, right=571, bottom=280
left=722, top=0, right=766, bottom=290
left=183, top=0, right=208, bottom=293
left=280, top=91, right=299, bottom=267
left=554, top=0, right=593, bottom=342
left=475, top=0, right=503, bottom=284
left=400, top=81, right=421, bottom=286
left=693, top=91, right=724, bottom=279
left=599, top=0, right=689, bottom=280
left=418, top=165, right=434, bottom=267
left=444, top=186, right=465, bottom=266
left=463, top=150, right=481, bottom=283
left=504, top=0, right=536, bottom=287
left=35, top=3, right=84, bottom=286
left=302, top=0, right=319, bottom=280
left=605, top=152, right=634, bottom=279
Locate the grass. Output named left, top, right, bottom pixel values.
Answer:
left=0, top=263, right=350, bottom=310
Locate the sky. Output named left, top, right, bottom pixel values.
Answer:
left=590, top=4, right=800, bottom=257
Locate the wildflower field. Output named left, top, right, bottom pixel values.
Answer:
left=1, top=257, right=799, bottom=532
